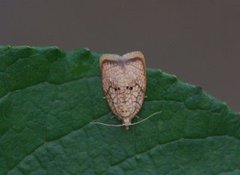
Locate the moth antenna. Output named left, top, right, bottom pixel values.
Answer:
left=128, top=111, right=162, bottom=126
left=90, top=121, right=124, bottom=127
left=90, top=111, right=162, bottom=128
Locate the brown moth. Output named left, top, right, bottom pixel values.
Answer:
left=100, top=51, right=146, bottom=129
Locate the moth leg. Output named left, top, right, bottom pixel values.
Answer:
left=110, top=114, right=117, bottom=119
left=103, top=96, right=106, bottom=99
left=144, top=96, right=148, bottom=99
left=136, top=115, right=141, bottom=119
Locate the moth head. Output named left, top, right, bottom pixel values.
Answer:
left=123, top=118, right=131, bottom=130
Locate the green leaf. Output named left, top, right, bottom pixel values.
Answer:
left=0, top=46, right=240, bottom=175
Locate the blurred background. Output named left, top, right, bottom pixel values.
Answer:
left=0, top=0, right=239, bottom=111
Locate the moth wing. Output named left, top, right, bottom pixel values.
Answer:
left=99, top=51, right=147, bottom=120
left=123, top=51, right=146, bottom=92
left=100, top=54, right=120, bottom=95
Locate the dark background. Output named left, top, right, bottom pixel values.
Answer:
left=0, top=0, right=239, bottom=111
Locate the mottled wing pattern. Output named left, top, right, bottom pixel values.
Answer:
left=100, top=52, right=146, bottom=127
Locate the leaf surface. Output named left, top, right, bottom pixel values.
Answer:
left=0, top=46, right=239, bottom=175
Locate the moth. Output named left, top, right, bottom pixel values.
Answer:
left=92, top=51, right=161, bottom=129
